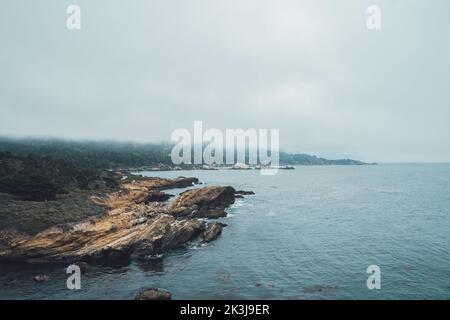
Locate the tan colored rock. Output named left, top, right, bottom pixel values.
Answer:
left=202, top=222, right=226, bottom=243
left=0, top=177, right=245, bottom=264
left=134, top=288, right=172, bottom=300
left=170, top=186, right=236, bottom=218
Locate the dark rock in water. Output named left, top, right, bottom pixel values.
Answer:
left=202, top=222, right=226, bottom=243
left=303, top=285, right=337, bottom=294
left=33, top=274, right=49, bottom=283
left=102, top=248, right=132, bottom=261
left=134, top=288, right=172, bottom=300
left=235, top=190, right=255, bottom=196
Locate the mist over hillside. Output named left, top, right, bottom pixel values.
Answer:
left=0, top=137, right=369, bottom=168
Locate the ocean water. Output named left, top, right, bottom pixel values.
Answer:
left=0, top=164, right=449, bottom=299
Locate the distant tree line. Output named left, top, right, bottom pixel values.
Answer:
left=0, top=137, right=368, bottom=169
left=0, top=151, right=118, bottom=201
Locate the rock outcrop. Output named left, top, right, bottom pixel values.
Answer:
left=0, top=177, right=249, bottom=264
left=134, top=288, right=172, bottom=300
left=135, top=190, right=173, bottom=204
left=170, top=186, right=236, bottom=218
left=202, top=222, right=226, bottom=243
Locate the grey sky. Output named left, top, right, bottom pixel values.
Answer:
left=1, top=0, right=449, bottom=162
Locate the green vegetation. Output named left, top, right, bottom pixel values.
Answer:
left=0, top=137, right=172, bottom=169
left=0, top=151, right=118, bottom=201
left=0, top=137, right=368, bottom=170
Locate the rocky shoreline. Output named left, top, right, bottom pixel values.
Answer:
left=118, top=163, right=296, bottom=172
left=0, top=176, right=252, bottom=264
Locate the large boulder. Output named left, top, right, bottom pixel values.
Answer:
left=169, top=186, right=236, bottom=218
left=139, top=218, right=205, bottom=255
left=202, top=222, right=227, bottom=243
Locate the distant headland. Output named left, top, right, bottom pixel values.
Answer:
left=0, top=137, right=374, bottom=171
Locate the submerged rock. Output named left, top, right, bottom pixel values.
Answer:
left=235, top=190, right=255, bottom=196
left=134, top=288, right=172, bottom=300
left=33, top=274, right=49, bottom=283
left=303, top=285, right=337, bottom=294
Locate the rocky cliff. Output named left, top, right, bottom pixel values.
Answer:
left=0, top=176, right=249, bottom=264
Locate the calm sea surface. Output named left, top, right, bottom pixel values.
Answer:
left=1, top=164, right=449, bottom=299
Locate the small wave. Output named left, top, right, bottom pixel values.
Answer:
left=144, top=253, right=164, bottom=260
left=190, top=242, right=208, bottom=250
left=232, top=200, right=245, bottom=208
